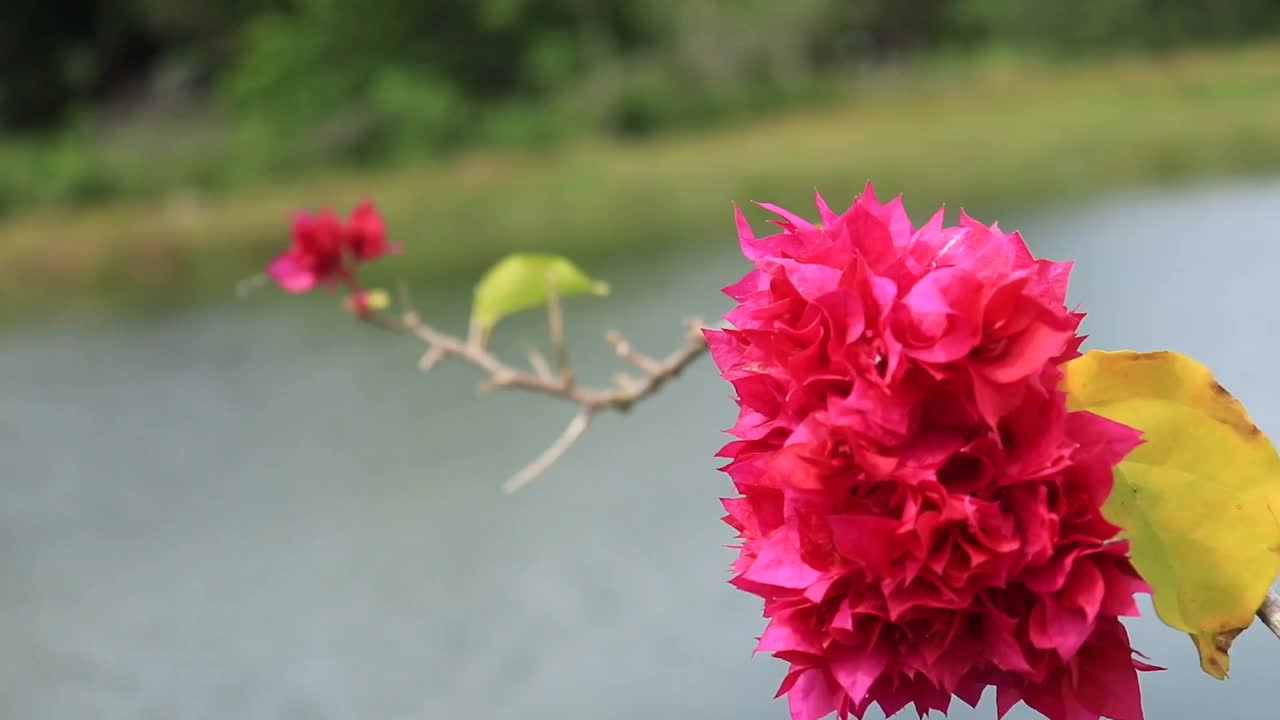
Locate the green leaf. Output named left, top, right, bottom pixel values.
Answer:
left=1063, top=350, right=1280, bottom=679
left=471, top=253, right=609, bottom=334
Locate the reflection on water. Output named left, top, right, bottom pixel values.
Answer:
left=3, top=179, right=1280, bottom=719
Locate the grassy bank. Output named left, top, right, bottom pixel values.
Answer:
left=3, top=43, right=1280, bottom=325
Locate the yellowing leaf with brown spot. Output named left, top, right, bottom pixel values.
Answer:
left=1062, top=350, right=1280, bottom=679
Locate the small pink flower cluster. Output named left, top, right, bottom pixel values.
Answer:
left=707, top=185, right=1155, bottom=720
left=267, top=201, right=399, bottom=310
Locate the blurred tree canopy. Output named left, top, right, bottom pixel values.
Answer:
left=1, top=0, right=1278, bottom=205
left=6, top=0, right=1278, bottom=128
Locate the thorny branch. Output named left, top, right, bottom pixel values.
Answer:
left=359, top=282, right=1280, bottom=644
left=362, top=280, right=711, bottom=493
left=1256, top=589, right=1280, bottom=641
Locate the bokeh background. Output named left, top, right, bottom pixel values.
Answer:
left=3, top=2, right=1280, bottom=719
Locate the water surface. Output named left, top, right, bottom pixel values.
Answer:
left=4, top=179, right=1280, bottom=719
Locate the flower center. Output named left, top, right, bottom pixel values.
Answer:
left=974, top=337, right=1007, bottom=359
left=874, top=351, right=888, bottom=378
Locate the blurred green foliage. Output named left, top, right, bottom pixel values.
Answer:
left=1, top=0, right=1279, bottom=213
left=3, top=41, right=1280, bottom=322
left=960, top=0, right=1280, bottom=52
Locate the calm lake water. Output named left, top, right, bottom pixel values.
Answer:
left=4, top=179, right=1280, bottom=719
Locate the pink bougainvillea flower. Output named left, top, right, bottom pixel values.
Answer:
left=344, top=200, right=401, bottom=261
left=708, top=184, right=1156, bottom=720
left=267, top=200, right=399, bottom=294
left=268, top=209, right=347, bottom=293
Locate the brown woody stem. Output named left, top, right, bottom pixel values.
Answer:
left=1257, top=588, right=1280, bottom=640
left=361, top=287, right=710, bottom=491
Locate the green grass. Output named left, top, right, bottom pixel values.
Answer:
left=3, top=43, right=1280, bottom=325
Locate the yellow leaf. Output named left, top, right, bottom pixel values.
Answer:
left=471, top=253, right=609, bottom=335
left=1062, top=350, right=1280, bottom=678
left=1191, top=627, right=1244, bottom=680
